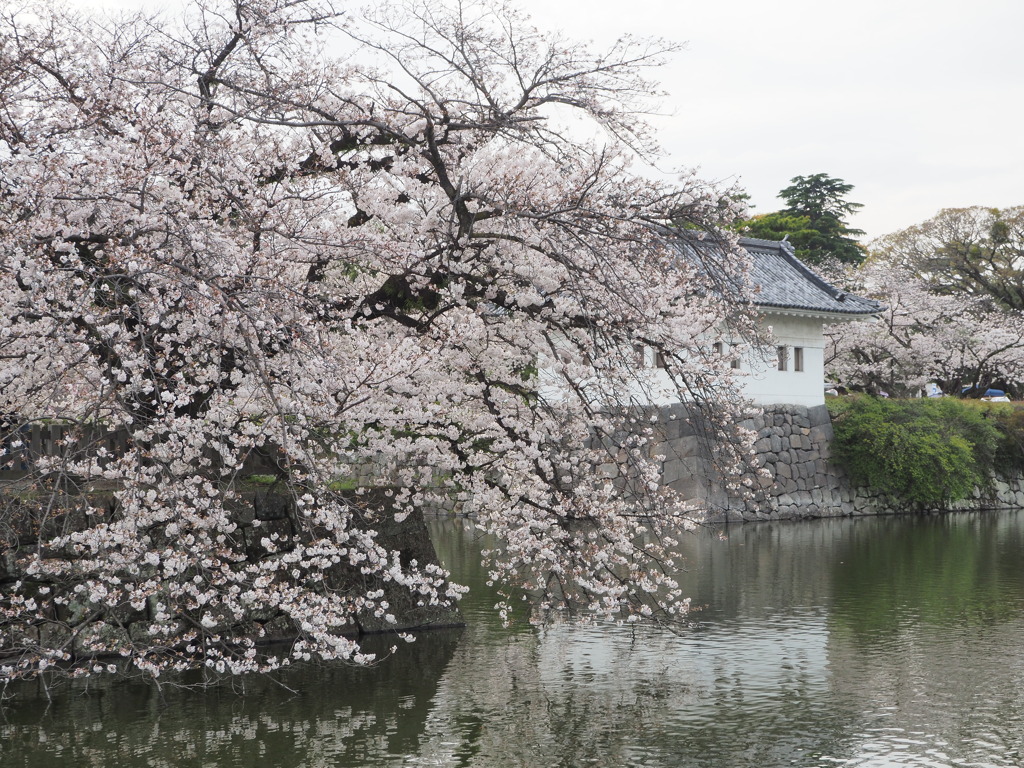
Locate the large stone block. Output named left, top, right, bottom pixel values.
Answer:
left=661, top=458, right=693, bottom=486
left=739, top=417, right=762, bottom=432
left=668, top=435, right=703, bottom=459
left=806, top=403, right=827, bottom=424
left=655, top=416, right=685, bottom=441
left=667, top=477, right=706, bottom=499
left=810, top=422, right=834, bottom=443
left=254, top=491, right=293, bottom=521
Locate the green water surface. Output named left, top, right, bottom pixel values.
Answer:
left=4, top=511, right=1024, bottom=767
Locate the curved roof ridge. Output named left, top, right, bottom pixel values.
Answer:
left=737, top=236, right=881, bottom=316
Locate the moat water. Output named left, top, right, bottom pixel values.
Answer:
left=4, top=511, right=1024, bottom=767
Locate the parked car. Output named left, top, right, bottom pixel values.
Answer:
left=961, top=386, right=1012, bottom=402
left=981, top=389, right=1011, bottom=402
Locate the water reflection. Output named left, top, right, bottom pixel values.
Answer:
left=823, top=513, right=1024, bottom=767
left=1, top=629, right=463, bottom=768
left=4, top=511, right=1024, bottom=767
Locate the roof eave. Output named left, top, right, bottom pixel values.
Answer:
left=757, top=304, right=882, bottom=322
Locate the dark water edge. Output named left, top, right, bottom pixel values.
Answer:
left=4, top=510, right=1024, bottom=767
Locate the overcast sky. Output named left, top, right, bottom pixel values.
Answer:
left=71, top=0, right=1023, bottom=241
left=517, top=0, right=1024, bottom=240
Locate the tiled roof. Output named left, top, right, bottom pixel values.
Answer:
left=740, top=237, right=881, bottom=316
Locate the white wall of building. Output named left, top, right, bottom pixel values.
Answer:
left=535, top=310, right=863, bottom=409
left=741, top=312, right=828, bottom=407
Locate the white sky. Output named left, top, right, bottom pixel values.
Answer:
left=70, top=0, right=1024, bottom=240
left=518, top=0, right=1024, bottom=240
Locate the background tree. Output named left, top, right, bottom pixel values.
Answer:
left=739, top=173, right=866, bottom=265
left=0, top=0, right=759, bottom=683
left=871, top=206, right=1024, bottom=310
left=779, top=174, right=864, bottom=229
left=824, top=261, right=1024, bottom=397
left=828, top=205, right=1024, bottom=396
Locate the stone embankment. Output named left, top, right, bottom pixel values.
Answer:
left=656, top=403, right=1024, bottom=523
left=0, top=487, right=463, bottom=664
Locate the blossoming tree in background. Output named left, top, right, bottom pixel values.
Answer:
left=0, top=0, right=759, bottom=683
left=825, top=259, right=1024, bottom=397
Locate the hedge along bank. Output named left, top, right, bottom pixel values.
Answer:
left=653, top=398, right=1024, bottom=522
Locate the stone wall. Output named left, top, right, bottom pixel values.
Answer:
left=656, top=403, right=1024, bottom=523
left=0, top=487, right=463, bottom=666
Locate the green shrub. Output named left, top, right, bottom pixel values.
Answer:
left=827, top=396, right=1006, bottom=506
left=984, top=404, right=1024, bottom=476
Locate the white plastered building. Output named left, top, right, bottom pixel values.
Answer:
left=736, top=237, right=879, bottom=407
left=536, top=237, right=879, bottom=409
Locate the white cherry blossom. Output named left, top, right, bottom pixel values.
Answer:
left=0, top=0, right=758, bottom=683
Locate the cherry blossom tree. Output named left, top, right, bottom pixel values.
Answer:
left=0, top=0, right=758, bottom=683
left=825, top=260, right=1024, bottom=397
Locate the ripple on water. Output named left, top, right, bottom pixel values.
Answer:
left=7, top=512, right=1024, bottom=768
